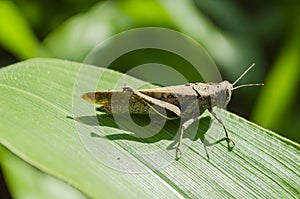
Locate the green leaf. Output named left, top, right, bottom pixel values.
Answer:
left=0, top=58, right=299, bottom=198
left=0, top=146, right=86, bottom=199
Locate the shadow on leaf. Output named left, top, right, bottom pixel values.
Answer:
left=68, top=113, right=231, bottom=157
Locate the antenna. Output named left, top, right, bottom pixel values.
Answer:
left=232, top=63, right=255, bottom=86
left=232, top=63, right=264, bottom=89
left=233, top=83, right=264, bottom=90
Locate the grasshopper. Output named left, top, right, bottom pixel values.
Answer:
left=81, top=63, right=263, bottom=159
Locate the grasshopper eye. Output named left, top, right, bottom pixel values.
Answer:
left=226, top=89, right=229, bottom=98
left=225, top=84, right=233, bottom=105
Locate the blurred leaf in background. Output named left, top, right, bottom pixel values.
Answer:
left=0, top=0, right=43, bottom=61
left=252, top=16, right=300, bottom=143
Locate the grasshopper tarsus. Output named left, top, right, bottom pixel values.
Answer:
left=176, top=147, right=182, bottom=160
left=226, top=138, right=235, bottom=151
left=227, top=138, right=235, bottom=146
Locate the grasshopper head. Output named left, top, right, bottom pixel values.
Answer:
left=218, top=81, right=233, bottom=107
left=207, top=81, right=233, bottom=109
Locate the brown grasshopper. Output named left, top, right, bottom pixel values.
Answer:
left=81, top=63, right=263, bottom=159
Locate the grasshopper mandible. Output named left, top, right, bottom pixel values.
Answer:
left=81, top=63, right=263, bottom=159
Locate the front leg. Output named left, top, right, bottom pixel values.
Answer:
left=210, top=110, right=235, bottom=148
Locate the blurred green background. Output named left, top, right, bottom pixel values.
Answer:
left=0, top=0, right=299, bottom=197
